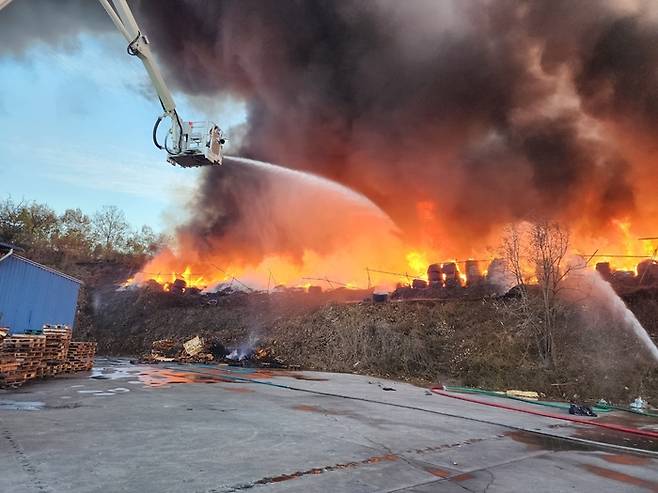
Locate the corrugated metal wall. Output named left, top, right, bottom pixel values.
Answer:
left=0, top=254, right=81, bottom=333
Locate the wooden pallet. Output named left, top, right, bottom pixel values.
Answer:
left=0, top=359, right=19, bottom=373
left=1, top=335, right=46, bottom=388
left=36, top=363, right=66, bottom=378
left=64, top=341, right=97, bottom=373
left=2, top=335, right=46, bottom=348
left=0, top=368, right=38, bottom=386
left=42, top=328, right=71, bottom=364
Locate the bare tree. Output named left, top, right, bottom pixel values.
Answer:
left=502, top=221, right=578, bottom=368
left=501, top=224, right=528, bottom=292
left=529, top=221, right=572, bottom=367
left=92, top=205, right=129, bottom=255
left=0, top=197, right=25, bottom=244
left=125, top=225, right=166, bottom=257
left=56, top=208, right=93, bottom=258
left=0, top=198, right=58, bottom=253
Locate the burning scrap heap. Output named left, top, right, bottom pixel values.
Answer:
left=144, top=336, right=285, bottom=368
left=6, top=1, right=658, bottom=293
left=120, top=1, right=658, bottom=293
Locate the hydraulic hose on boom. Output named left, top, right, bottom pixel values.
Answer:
left=98, top=0, right=225, bottom=167
left=1, top=0, right=224, bottom=167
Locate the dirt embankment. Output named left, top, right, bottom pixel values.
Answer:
left=79, top=286, right=658, bottom=404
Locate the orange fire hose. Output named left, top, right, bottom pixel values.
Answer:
left=431, top=387, right=658, bottom=440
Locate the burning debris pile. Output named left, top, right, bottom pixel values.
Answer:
left=596, top=260, right=658, bottom=290
left=142, top=335, right=285, bottom=368
left=111, top=0, right=658, bottom=294
left=5, top=1, right=658, bottom=312
left=121, top=254, right=658, bottom=305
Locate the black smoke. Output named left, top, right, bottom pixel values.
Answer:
left=3, top=0, right=657, bottom=255
left=0, top=0, right=109, bottom=55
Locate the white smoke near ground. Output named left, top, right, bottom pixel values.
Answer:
left=485, top=258, right=517, bottom=295
left=562, top=256, right=658, bottom=364
left=141, top=156, right=409, bottom=291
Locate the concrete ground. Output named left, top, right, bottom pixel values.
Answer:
left=1, top=358, right=657, bottom=493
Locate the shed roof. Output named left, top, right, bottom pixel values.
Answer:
left=0, top=241, right=25, bottom=253
left=0, top=251, right=83, bottom=285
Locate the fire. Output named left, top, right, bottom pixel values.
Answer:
left=126, top=197, right=656, bottom=293
left=180, top=265, right=207, bottom=289
left=584, top=218, right=657, bottom=274
left=406, top=251, right=430, bottom=279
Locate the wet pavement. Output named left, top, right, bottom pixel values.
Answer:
left=0, top=358, right=657, bottom=492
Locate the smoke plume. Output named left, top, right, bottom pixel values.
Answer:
left=131, top=0, right=657, bottom=256
left=3, top=0, right=658, bottom=269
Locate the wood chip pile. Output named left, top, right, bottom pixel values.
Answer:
left=0, top=326, right=96, bottom=388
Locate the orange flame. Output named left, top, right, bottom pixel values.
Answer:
left=127, top=200, right=656, bottom=291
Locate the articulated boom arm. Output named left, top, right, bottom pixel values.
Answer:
left=99, top=0, right=177, bottom=115
left=99, top=0, right=224, bottom=167
left=0, top=0, right=224, bottom=167
left=98, top=0, right=225, bottom=167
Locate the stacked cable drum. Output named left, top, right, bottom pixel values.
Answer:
left=38, top=325, right=72, bottom=378
left=1, top=334, right=46, bottom=387
left=66, top=342, right=97, bottom=372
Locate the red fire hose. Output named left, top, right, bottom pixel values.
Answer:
left=431, top=387, right=658, bottom=440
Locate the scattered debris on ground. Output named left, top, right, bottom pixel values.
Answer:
left=139, top=335, right=287, bottom=368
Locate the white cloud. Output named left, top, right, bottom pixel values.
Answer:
left=2, top=135, right=196, bottom=202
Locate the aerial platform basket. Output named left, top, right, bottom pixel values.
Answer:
left=166, top=121, right=225, bottom=168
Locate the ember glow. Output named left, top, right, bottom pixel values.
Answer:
left=105, top=1, right=658, bottom=291
left=131, top=186, right=657, bottom=293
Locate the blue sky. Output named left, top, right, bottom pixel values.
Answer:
left=0, top=33, right=246, bottom=230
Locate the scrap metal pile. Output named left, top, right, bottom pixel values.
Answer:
left=143, top=336, right=286, bottom=368
left=0, top=325, right=97, bottom=388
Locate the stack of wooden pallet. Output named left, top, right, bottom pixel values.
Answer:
left=38, top=325, right=72, bottom=378
left=0, top=354, right=20, bottom=387
left=1, top=335, right=46, bottom=387
left=1, top=329, right=18, bottom=387
left=66, top=342, right=97, bottom=372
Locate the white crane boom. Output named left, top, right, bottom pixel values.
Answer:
left=99, top=0, right=176, bottom=114
left=0, top=0, right=224, bottom=167
left=98, top=0, right=224, bottom=167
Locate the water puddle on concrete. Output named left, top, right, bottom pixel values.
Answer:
left=507, top=430, right=593, bottom=453
left=581, top=464, right=658, bottom=491
left=88, top=362, right=329, bottom=390
left=137, top=369, right=236, bottom=388
left=570, top=414, right=658, bottom=452
left=600, top=453, right=651, bottom=466
left=0, top=400, right=46, bottom=411
left=76, top=387, right=131, bottom=397
left=90, top=366, right=143, bottom=381
left=221, top=386, right=256, bottom=394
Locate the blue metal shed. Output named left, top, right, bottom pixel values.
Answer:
left=0, top=250, right=82, bottom=334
